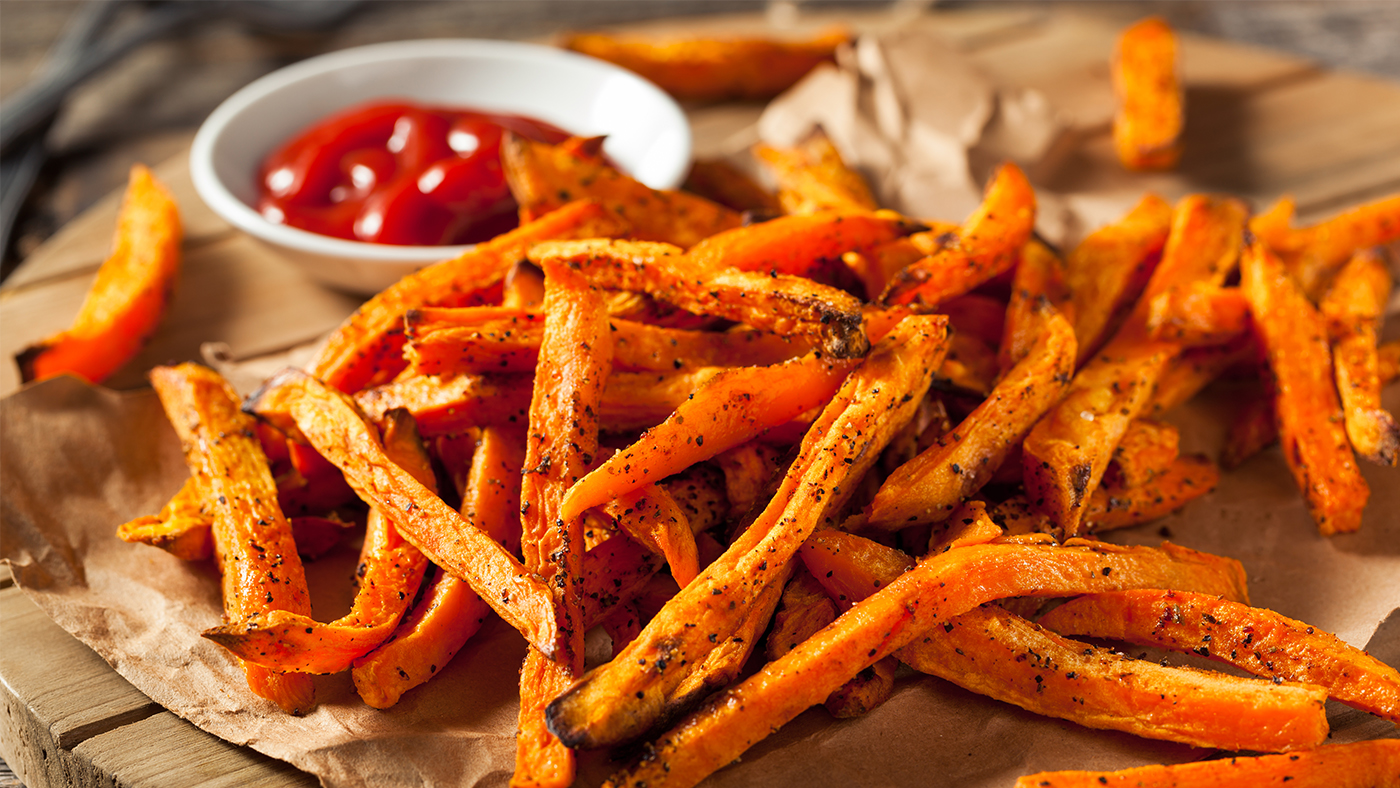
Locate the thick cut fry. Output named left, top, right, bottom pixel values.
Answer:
left=867, top=304, right=1074, bottom=528
left=561, top=27, right=848, bottom=102
left=1023, top=195, right=1248, bottom=539
left=1038, top=589, right=1400, bottom=724
left=1106, top=418, right=1179, bottom=488
left=561, top=351, right=860, bottom=523
left=752, top=129, right=880, bottom=215
left=1284, top=192, right=1400, bottom=299
left=1320, top=249, right=1398, bottom=464
left=528, top=238, right=869, bottom=358
left=545, top=316, right=950, bottom=749
left=1084, top=454, right=1219, bottom=532
left=1066, top=194, right=1173, bottom=366
left=1146, top=335, right=1255, bottom=416
left=247, top=369, right=560, bottom=656
left=881, top=163, right=1036, bottom=308
left=308, top=200, right=627, bottom=393
left=682, top=158, right=781, bottom=214
left=205, top=409, right=433, bottom=675
left=150, top=363, right=315, bottom=715
left=503, top=134, right=741, bottom=248
left=1146, top=284, right=1250, bottom=347
left=1241, top=239, right=1370, bottom=535
left=1013, top=739, right=1400, bottom=788
left=1112, top=17, right=1182, bottom=171
left=117, top=476, right=212, bottom=561
left=18, top=165, right=181, bottom=384
left=682, top=211, right=923, bottom=278
left=1000, top=241, right=1071, bottom=371
left=600, top=540, right=1248, bottom=788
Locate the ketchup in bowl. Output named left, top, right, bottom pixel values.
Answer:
left=257, top=100, right=569, bottom=246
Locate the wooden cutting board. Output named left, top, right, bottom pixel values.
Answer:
left=3, top=6, right=1399, bottom=788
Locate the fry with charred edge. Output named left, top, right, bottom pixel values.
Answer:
left=1145, top=284, right=1250, bottom=347
left=867, top=304, right=1074, bottom=529
left=1084, top=454, right=1219, bottom=533
left=545, top=315, right=950, bottom=749
left=561, top=351, right=860, bottom=523
left=205, top=409, right=433, bottom=674
left=354, top=372, right=534, bottom=436
left=881, top=163, right=1035, bottom=308
left=682, top=158, right=781, bottom=215
left=246, top=369, right=560, bottom=656
left=149, top=363, right=315, bottom=715
left=1000, top=241, right=1072, bottom=372
left=117, top=476, right=212, bottom=561
left=1013, top=739, right=1400, bottom=788
left=1241, top=239, right=1370, bottom=535
left=1038, top=589, right=1400, bottom=724
left=603, top=486, right=699, bottom=589
left=1320, top=249, right=1398, bottom=465
left=752, top=129, right=880, bottom=215
left=502, top=134, right=740, bottom=248
left=600, top=540, right=1248, bottom=788
left=1283, top=192, right=1400, bottom=299
left=1022, top=195, right=1248, bottom=539
left=1066, top=194, right=1173, bottom=366
left=561, top=27, right=849, bottom=102
left=681, top=211, right=924, bottom=278
left=19, top=165, right=181, bottom=384
left=527, top=238, right=869, bottom=358
left=404, top=306, right=808, bottom=376
left=1112, top=17, right=1182, bottom=171
left=1106, top=418, right=1179, bottom=489
left=308, top=200, right=627, bottom=393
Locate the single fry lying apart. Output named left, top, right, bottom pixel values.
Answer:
left=19, top=164, right=181, bottom=385
left=1112, top=17, right=1182, bottom=171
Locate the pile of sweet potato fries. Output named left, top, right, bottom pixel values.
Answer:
left=85, top=24, right=1400, bottom=788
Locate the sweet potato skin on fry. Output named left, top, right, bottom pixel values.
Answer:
left=1112, top=17, right=1182, bottom=171
left=19, top=164, right=181, bottom=385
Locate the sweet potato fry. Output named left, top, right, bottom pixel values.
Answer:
left=603, top=485, right=699, bottom=589
left=18, top=164, right=181, bottom=384
left=561, top=27, right=849, bottom=102
left=247, top=369, right=560, bottom=656
left=1084, top=454, right=1219, bottom=533
left=1145, top=335, right=1255, bottom=416
left=600, top=540, right=1248, bottom=788
left=944, top=293, right=1009, bottom=349
left=765, top=566, right=839, bottom=661
left=545, top=316, right=950, bottom=749
left=527, top=238, right=870, bottom=358
left=1221, top=388, right=1276, bottom=469
left=1000, top=241, right=1071, bottom=371
left=1112, top=17, right=1182, bottom=171
left=867, top=304, right=1074, bottom=529
left=713, top=441, right=785, bottom=519
left=681, top=210, right=923, bottom=278
left=117, top=476, right=212, bottom=561
left=1250, top=194, right=1297, bottom=253
left=1013, top=739, right=1400, bottom=788
left=355, top=372, right=533, bottom=436
left=205, top=409, right=433, bottom=675
left=598, top=367, right=727, bottom=432
left=1145, top=283, right=1250, bottom=347
left=1038, top=589, right=1400, bottom=724
left=752, top=128, right=879, bottom=215
left=1065, top=194, right=1173, bottom=366
left=560, top=351, right=860, bottom=523
left=1320, top=249, right=1398, bottom=464
left=502, top=134, right=741, bottom=248
left=936, top=329, right=1000, bottom=395
left=682, top=158, right=781, bottom=214
left=1023, top=195, right=1248, bottom=538
left=881, top=163, right=1036, bottom=308
left=1105, top=418, right=1179, bottom=489
left=1382, top=339, right=1400, bottom=385
left=1241, top=238, right=1370, bottom=534
left=1283, top=192, right=1400, bottom=299
left=150, top=363, right=315, bottom=715
left=309, top=200, right=626, bottom=392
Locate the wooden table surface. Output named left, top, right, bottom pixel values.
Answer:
left=3, top=2, right=1400, bottom=787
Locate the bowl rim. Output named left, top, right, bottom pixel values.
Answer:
left=189, top=37, right=691, bottom=263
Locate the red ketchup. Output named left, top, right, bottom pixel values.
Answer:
left=257, top=100, right=569, bottom=246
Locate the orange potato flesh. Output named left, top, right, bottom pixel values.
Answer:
left=1250, top=194, right=1297, bottom=253
left=867, top=304, right=1075, bottom=528
left=527, top=238, right=870, bottom=358
left=682, top=158, right=782, bottom=215
left=1038, top=589, right=1400, bottom=724
left=150, top=363, right=315, bottom=715
left=1240, top=239, right=1370, bottom=535
left=682, top=211, right=923, bottom=278
left=18, top=164, right=182, bottom=385
left=247, top=369, right=560, bottom=656
left=1319, top=249, right=1398, bottom=464
left=560, top=351, right=859, bottom=523
left=1112, top=17, right=1182, bottom=171
left=502, top=134, right=741, bottom=249
left=1222, top=389, right=1277, bottom=469
left=937, top=328, right=1000, bottom=395
left=1105, top=418, right=1179, bottom=489
left=545, top=316, right=950, bottom=750
left=354, top=372, right=534, bottom=437
left=603, top=485, right=699, bottom=589
left=1146, top=335, right=1256, bottom=417
left=309, top=199, right=626, bottom=393
left=880, top=163, right=1036, bottom=308
left=1000, top=240, right=1071, bottom=371
left=1284, top=192, right=1400, bottom=299
left=1085, top=454, right=1220, bottom=533
left=1145, top=284, right=1250, bottom=347
left=116, top=476, right=212, bottom=561
left=600, top=540, right=1248, bottom=788
left=561, top=27, right=849, bottom=102
left=1380, top=339, right=1400, bottom=385
left=1013, top=739, right=1400, bottom=788
left=752, top=129, right=880, bottom=215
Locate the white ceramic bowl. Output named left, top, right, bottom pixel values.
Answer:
left=190, top=38, right=691, bottom=294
